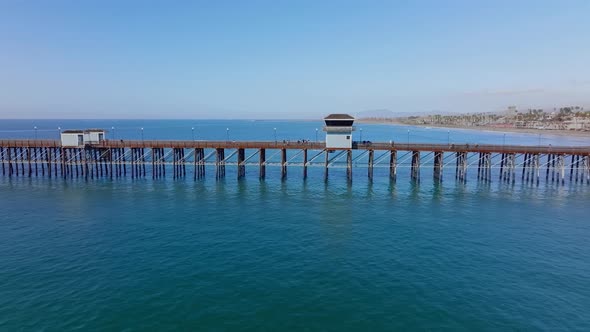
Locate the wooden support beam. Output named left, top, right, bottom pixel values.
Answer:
left=192, top=148, right=196, bottom=181
left=20, top=147, right=25, bottom=176
left=132, top=148, right=136, bottom=179
left=51, top=148, right=56, bottom=177
left=500, top=153, right=506, bottom=180
left=215, top=148, right=225, bottom=179
left=142, top=148, right=146, bottom=178
left=389, top=150, right=397, bottom=181
left=281, top=148, right=287, bottom=180
left=457, top=152, right=467, bottom=183
left=560, top=154, right=566, bottom=184
left=197, top=148, right=205, bottom=179
left=66, top=149, right=71, bottom=178
left=522, top=153, right=528, bottom=181
left=411, top=151, right=420, bottom=181
left=552, top=154, right=557, bottom=182
left=575, top=155, right=580, bottom=183
left=151, top=148, right=158, bottom=179
left=1, top=147, right=5, bottom=176
left=34, top=148, right=39, bottom=176
left=569, top=154, right=575, bottom=182
left=74, top=149, right=79, bottom=178
left=122, top=148, right=127, bottom=177
left=433, top=151, right=443, bottom=182
left=154, top=148, right=158, bottom=178
left=510, top=153, right=516, bottom=184
left=83, top=148, right=88, bottom=180
left=237, top=148, right=245, bottom=179
left=303, top=149, right=308, bottom=180
left=94, top=149, right=100, bottom=179
left=7, top=147, right=12, bottom=177
left=259, top=148, right=266, bottom=179
left=59, top=147, right=64, bottom=178
left=27, top=147, right=32, bottom=177
left=99, top=149, right=104, bottom=178
left=324, top=150, right=329, bottom=181
left=477, top=152, right=483, bottom=180
left=41, top=148, right=46, bottom=176
left=534, top=153, right=541, bottom=186
left=485, top=153, right=492, bottom=182
left=367, top=150, right=374, bottom=181
left=346, top=149, right=352, bottom=182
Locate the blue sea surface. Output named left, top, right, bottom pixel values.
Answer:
left=1, top=120, right=590, bottom=331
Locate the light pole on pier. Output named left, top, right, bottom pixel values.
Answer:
left=360, top=128, right=363, bottom=142
left=226, top=128, right=230, bottom=141
left=447, top=130, right=450, bottom=145
left=274, top=127, right=277, bottom=143
left=315, top=128, right=318, bottom=142
left=503, top=133, right=506, bottom=148
left=58, top=127, right=61, bottom=139
left=407, top=129, right=410, bottom=147
left=141, top=127, right=144, bottom=142
left=111, top=126, right=115, bottom=139
left=192, top=127, right=195, bottom=141
left=34, top=126, right=37, bottom=140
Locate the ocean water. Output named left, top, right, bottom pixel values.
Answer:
left=1, top=120, right=590, bottom=331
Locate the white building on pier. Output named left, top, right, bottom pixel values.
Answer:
left=323, top=114, right=355, bottom=149
left=60, top=129, right=106, bottom=147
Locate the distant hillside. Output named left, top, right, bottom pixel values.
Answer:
left=356, top=109, right=453, bottom=119
left=355, top=109, right=396, bottom=118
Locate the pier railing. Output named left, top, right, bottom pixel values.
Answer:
left=1, top=139, right=589, bottom=155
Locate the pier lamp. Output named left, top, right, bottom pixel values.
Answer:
left=111, top=126, right=115, bottom=139
left=192, top=127, right=195, bottom=141
left=34, top=126, right=37, bottom=140
left=274, top=128, right=277, bottom=143
left=447, top=130, right=450, bottom=145
left=407, top=129, right=410, bottom=147
left=315, top=128, right=318, bottom=142
left=141, top=127, right=144, bottom=142
left=360, top=128, right=363, bottom=142
left=503, top=133, right=506, bottom=148
left=226, top=128, right=229, bottom=141
left=58, top=127, right=61, bottom=139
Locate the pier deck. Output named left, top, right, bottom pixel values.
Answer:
left=1, top=139, right=589, bottom=184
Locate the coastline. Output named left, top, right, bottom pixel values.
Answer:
left=356, top=119, right=590, bottom=138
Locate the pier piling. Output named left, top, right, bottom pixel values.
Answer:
left=368, top=150, right=374, bottom=181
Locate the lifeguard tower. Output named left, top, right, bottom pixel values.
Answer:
left=323, top=114, right=355, bottom=149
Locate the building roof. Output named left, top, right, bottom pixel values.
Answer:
left=324, top=114, right=355, bottom=120
left=61, top=129, right=106, bottom=134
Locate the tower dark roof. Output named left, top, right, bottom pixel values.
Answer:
left=61, top=129, right=106, bottom=134
left=323, top=114, right=355, bottom=120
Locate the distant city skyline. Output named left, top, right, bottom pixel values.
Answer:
left=1, top=1, right=590, bottom=119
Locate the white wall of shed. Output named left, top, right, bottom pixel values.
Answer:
left=60, top=133, right=81, bottom=147
left=326, top=133, right=352, bottom=148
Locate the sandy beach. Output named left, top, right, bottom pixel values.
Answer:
left=356, top=119, right=590, bottom=138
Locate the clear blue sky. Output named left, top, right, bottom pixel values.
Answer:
left=1, top=1, right=589, bottom=119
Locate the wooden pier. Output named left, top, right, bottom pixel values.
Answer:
left=1, top=139, right=590, bottom=185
